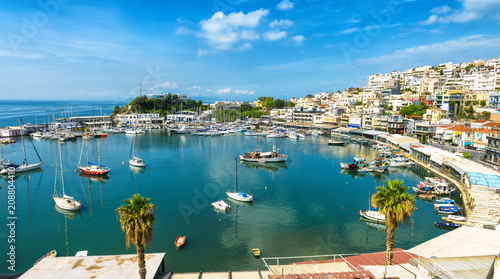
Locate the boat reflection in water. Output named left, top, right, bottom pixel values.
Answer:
left=129, top=165, right=146, bottom=174
left=79, top=172, right=110, bottom=182
left=359, top=218, right=387, bottom=232
left=227, top=198, right=254, bottom=207
left=239, top=161, right=288, bottom=173
left=53, top=204, right=83, bottom=220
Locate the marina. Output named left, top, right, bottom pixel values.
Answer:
left=0, top=129, right=461, bottom=273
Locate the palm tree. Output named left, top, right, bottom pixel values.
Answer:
left=372, top=179, right=415, bottom=265
left=117, top=193, right=156, bottom=279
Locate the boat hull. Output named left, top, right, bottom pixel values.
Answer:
left=227, top=192, right=253, bottom=202
left=239, top=155, right=287, bottom=163
left=78, top=166, right=110, bottom=175
left=175, top=236, right=186, bottom=248
left=0, top=162, right=43, bottom=174
left=359, top=209, right=386, bottom=222
left=53, top=196, right=82, bottom=211
left=129, top=159, right=145, bottom=167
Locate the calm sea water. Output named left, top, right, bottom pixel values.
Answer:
left=0, top=100, right=123, bottom=127
left=0, top=132, right=458, bottom=274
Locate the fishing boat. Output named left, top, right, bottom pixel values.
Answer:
left=340, top=157, right=366, bottom=170
left=227, top=157, right=253, bottom=202
left=417, top=193, right=437, bottom=200
left=358, top=167, right=370, bottom=173
left=433, top=202, right=455, bottom=208
left=366, top=160, right=390, bottom=171
left=175, top=236, right=186, bottom=248
left=77, top=133, right=110, bottom=176
left=435, top=198, right=455, bottom=204
left=211, top=200, right=231, bottom=212
left=434, top=221, right=462, bottom=229
left=413, top=177, right=455, bottom=195
left=252, top=248, right=261, bottom=257
left=239, top=142, right=288, bottom=163
left=0, top=119, right=43, bottom=175
left=328, top=140, right=345, bottom=146
left=437, top=206, right=461, bottom=214
left=389, top=156, right=414, bottom=167
left=53, top=142, right=82, bottom=211
left=447, top=215, right=467, bottom=222
left=128, top=137, right=145, bottom=167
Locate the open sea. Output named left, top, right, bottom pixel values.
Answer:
left=0, top=100, right=123, bottom=127
left=0, top=126, right=460, bottom=274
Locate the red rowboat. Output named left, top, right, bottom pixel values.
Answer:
left=175, top=236, right=186, bottom=248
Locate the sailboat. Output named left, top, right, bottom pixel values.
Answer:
left=359, top=191, right=385, bottom=223
left=77, top=132, right=110, bottom=175
left=0, top=118, right=43, bottom=175
left=53, top=142, right=82, bottom=211
left=226, top=157, right=253, bottom=202
left=128, top=137, right=145, bottom=167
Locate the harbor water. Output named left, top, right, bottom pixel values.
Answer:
left=0, top=131, right=458, bottom=273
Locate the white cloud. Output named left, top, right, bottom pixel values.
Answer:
left=339, top=28, right=359, bottom=35
left=264, top=31, right=287, bottom=41
left=175, top=27, right=191, bottom=35
left=188, top=85, right=201, bottom=90
left=197, top=49, right=208, bottom=56
left=234, top=90, right=255, bottom=95
left=198, top=9, right=269, bottom=50
left=269, top=19, right=293, bottom=28
left=422, top=0, right=500, bottom=24
left=277, top=0, right=294, bottom=11
left=431, top=5, right=451, bottom=14
left=217, top=88, right=231, bottom=94
left=355, top=35, right=500, bottom=69
left=292, top=35, right=305, bottom=45
left=239, top=42, right=252, bottom=51
left=153, top=81, right=178, bottom=90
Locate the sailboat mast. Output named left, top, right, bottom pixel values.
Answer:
left=235, top=156, right=238, bottom=192
left=59, top=142, right=65, bottom=196
left=20, top=118, right=27, bottom=165
left=98, top=140, right=101, bottom=166
left=86, top=129, right=89, bottom=167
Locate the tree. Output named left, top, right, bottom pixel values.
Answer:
left=372, top=180, right=415, bottom=265
left=481, top=111, right=491, bottom=120
left=257, top=97, right=267, bottom=102
left=463, top=152, right=473, bottom=159
left=480, top=100, right=487, bottom=107
left=117, top=194, right=156, bottom=279
left=473, top=101, right=479, bottom=106
left=263, top=97, right=275, bottom=109
left=420, top=133, right=428, bottom=144
left=439, top=69, right=444, bottom=75
left=274, top=99, right=286, bottom=109
left=286, top=101, right=295, bottom=108
left=355, top=101, right=363, bottom=106
left=306, top=94, right=314, bottom=98
left=399, top=104, right=427, bottom=117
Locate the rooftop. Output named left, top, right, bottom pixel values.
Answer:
left=21, top=253, right=166, bottom=279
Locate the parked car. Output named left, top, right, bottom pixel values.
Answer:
left=451, top=143, right=458, bottom=146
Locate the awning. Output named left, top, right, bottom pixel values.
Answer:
left=442, top=136, right=452, bottom=140
left=454, top=131, right=462, bottom=135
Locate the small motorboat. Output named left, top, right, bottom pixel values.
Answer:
left=417, top=194, right=436, bottom=200
left=434, top=221, right=462, bottom=229
left=328, top=140, right=345, bottom=146
left=435, top=198, right=455, bottom=204
left=252, top=248, right=261, bottom=257
left=175, top=236, right=186, bottom=248
left=437, top=206, right=461, bottom=214
left=211, top=200, right=231, bottom=212
left=447, top=215, right=467, bottom=222
left=433, top=202, right=455, bottom=208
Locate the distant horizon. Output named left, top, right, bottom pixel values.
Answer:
left=2, top=1, right=500, bottom=100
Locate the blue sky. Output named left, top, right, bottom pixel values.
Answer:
left=1, top=0, right=500, bottom=102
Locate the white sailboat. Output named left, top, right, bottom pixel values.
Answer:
left=0, top=118, right=43, bottom=175
left=53, top=142, right=82, bottom=211
left=226, top=157, right=253, bottom=202
left=128, top=137, right=145, bottom=167
left=359, top=191, right=385, bottom=223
